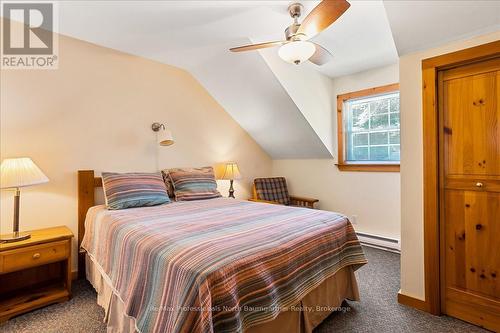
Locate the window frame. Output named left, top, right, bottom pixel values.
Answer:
left=336, top=83, right=400, bottom=172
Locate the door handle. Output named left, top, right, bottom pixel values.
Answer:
left=475, top=182, right=484, bottom=188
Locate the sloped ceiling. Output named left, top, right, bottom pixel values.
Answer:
left=48, top=0, right=397, bottom=159
left=178, top=38, right=332, bottom=158
left=384, top=0, right=500, bottom=55
left=295, top=0, right=398, bottom=77
left=258, top=47, right=337, bottom=155
left=6, top=1, right=497, bottom=158
left=55, top=1, right=398, bottom=79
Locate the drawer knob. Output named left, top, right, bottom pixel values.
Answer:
left=476, top=182, right=484, bottom=188
left=32, top=253, right=41, bottom=259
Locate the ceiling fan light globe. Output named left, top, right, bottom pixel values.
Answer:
left=278, top=41, right=315, bottom=65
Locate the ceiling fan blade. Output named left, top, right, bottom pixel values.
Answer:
left=308, top=43, right=333, bottom=65
left=229, top=41, right=286, bottom=52
left=297, top=0, right=350, bottom=39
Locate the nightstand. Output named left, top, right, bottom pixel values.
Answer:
left=0, top=226, right=74, bottom=322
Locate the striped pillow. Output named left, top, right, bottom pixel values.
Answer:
left=169, top=167, right=222, bottom=201
left=102, top=172, right=170, bottom=210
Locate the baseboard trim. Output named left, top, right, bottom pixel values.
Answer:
left=398, top=291, right=430, bottom=313
left=356, top=232, right=400, bottom=253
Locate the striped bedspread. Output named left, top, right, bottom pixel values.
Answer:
left=81, top=198, right=367, bottom=333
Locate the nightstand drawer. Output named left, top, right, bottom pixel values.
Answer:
left=0, top=240, right=69, bottom=274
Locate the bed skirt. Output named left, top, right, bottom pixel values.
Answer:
left=86, top=254, right=360, bottom=333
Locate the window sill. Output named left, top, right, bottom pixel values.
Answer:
left=335, top=163, right=400, bottom=172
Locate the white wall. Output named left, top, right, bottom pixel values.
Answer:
left=0, top=33, right=272, bottom=271
left=399, top=31, right=500, bottom=300
left=273, top=63, right=401, bottom=240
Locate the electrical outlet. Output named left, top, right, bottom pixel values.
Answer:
left=350, top=215, right=358, bottom=224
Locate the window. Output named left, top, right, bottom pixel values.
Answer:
left=336, top=83, right=400, bottom=172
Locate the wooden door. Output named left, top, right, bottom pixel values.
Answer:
left=440, top=57, right=500, bottom=331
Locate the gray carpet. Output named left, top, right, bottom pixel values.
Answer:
left=1, top=246, right=487, bottom=333
left=315, top=246, right=487, bottom=333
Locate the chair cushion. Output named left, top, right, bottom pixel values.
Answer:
left=254, top=177, right=290, bottom=205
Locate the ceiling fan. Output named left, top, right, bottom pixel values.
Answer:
left=229, top=0, right=350, bottom=65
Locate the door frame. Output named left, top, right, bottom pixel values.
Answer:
left=421, top=40, right=500, bottom=315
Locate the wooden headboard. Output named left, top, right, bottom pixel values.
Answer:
left=77, top=170, right=102, bottom=277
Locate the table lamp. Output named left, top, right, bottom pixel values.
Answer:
left=0, top=158, right=49, bottom=243
left=218, top=162, right=241, bottom=198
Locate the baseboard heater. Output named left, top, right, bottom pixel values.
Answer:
left=356, top=232, right=400, bottom=253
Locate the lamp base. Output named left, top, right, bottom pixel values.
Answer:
left=228, top=179, right=235, bottom=198
left=0, top=231, right=31, bottom=243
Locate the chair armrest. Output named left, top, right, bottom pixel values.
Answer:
left=290, top=195, right=319, bottom=203
left=290, top=195, right=319, bottom=208
left=248, top=198, right=281, bottom=205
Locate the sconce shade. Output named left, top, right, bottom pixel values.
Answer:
left=158, top=129, right=174, bottom=146
left=0, top=158, right=49, bottom=189
left=219, top=163, right=242, bottom=180
left=152, top=122, right=175, bottom=146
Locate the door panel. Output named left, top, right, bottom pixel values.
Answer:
left=441, top=58, right=500, bottom=331
left=464, top=191, right=500, bottom=298
left=444, top=190, right=466, bottom=289
left=444, top=71, right=500, bottom=176
left=444, top=190, right=500, bottom=298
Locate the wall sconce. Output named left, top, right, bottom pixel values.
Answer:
left=151, top=122, right=174, bottom=146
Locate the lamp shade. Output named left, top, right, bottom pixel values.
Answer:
left=158, top=129, right=174, bottom=146
left=219, top=163, right=242, bottom=180
left=278, top=41, right=315, bottom=64
left=0, top=158, right=49, bottom=189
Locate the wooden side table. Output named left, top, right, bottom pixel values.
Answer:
left=0, top=226, right=74, bottom=322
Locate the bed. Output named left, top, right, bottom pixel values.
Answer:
left=77, top=170, right=367, bottom=333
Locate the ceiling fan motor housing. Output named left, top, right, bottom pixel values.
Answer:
left=285, top=3, right=304, bottom=41
left=285, top=23, right=301, bottom=41
left=288, top=3, right=303, bottom=18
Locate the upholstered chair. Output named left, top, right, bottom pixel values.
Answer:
left=249, top=177, right=319, bottom=208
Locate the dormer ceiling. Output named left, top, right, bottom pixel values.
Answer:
left=383, top=0, right=500, bottom=55
left=17, top=1, right=498, bottom=159
left=57, top=1, right=398, bottom=79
